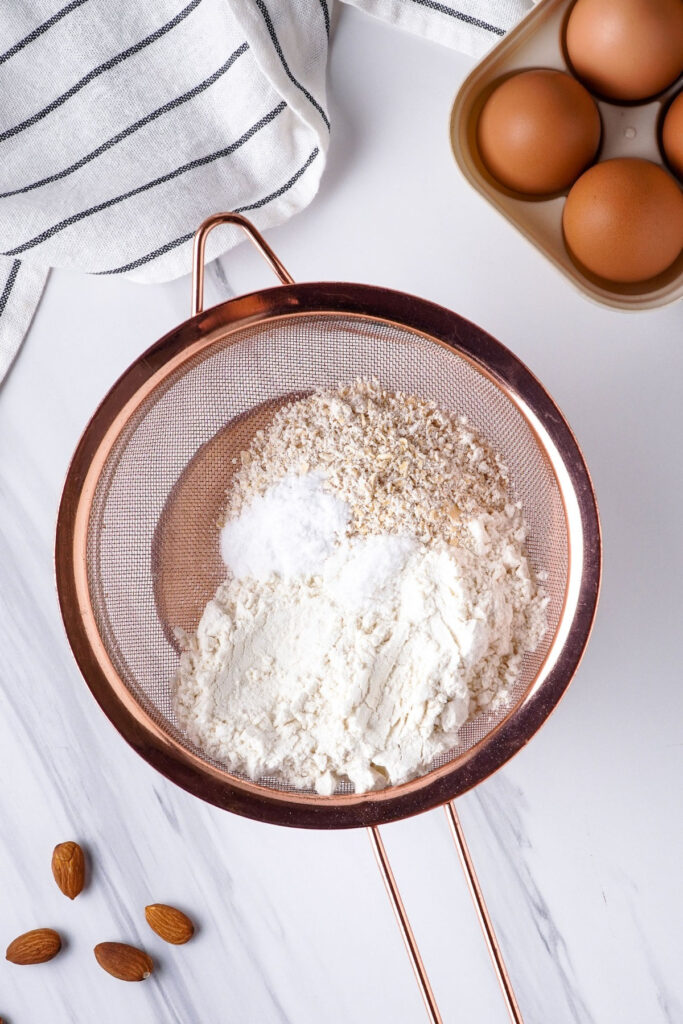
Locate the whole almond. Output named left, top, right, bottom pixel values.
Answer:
left=52, top=841, right=86, bottom=899
left=145, top=904, right=194, bottom=945
left=6, top=928, right=62, bottom=965
left=94, top=942, right=153, bottom=981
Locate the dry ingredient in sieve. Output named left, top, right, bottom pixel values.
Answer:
left=174, top=378, right=548, bottom=795
left=227, top=378, right=513, bottom=545
left=220, top=472, right=349, bottom=579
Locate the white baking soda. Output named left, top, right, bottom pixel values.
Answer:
left=220, top=472, right=349, bottom=579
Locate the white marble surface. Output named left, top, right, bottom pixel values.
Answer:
left=1, top=8, right=682, bottom=1024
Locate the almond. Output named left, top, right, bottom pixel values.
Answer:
left=52, top=841, right=86, bottom=899
left=145, top=903, right=194, bottom=945
left=6, top=928, right=62, bottom=965
left=94, top=942, right=153, bottom=981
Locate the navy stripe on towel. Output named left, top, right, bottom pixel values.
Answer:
left=3, top=103, right=287, bottom=256
left=0, top=43, right=249, bottom=200
left=409, top=0, right=504, bottom=35
left=254, top=0, right=330, bottom=129
left=0, top=0, right=90, bottom=68
left=0, top=0, right=204, bottom=144
left=100, top=146, right=320, bottom=275
left=0, top=260, right=20, bottom=317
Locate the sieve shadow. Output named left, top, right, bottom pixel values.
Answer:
left=151, top=393, right=309, bottom=651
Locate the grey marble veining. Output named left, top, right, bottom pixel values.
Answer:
left=467, top=780, right=595, bottom=1024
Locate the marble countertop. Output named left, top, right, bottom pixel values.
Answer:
left=1, top=8, right=681, bottom=1023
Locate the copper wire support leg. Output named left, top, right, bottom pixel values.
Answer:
left=368, top=826, right=443, bottom=1024
left=445, top=801, right=524, bottom=1024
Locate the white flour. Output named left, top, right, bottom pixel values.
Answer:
left=175, top=498, right=546, bottom=794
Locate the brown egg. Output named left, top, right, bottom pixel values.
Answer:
left=566, top=0, right=683, bottom=102
left=476, top=69, right=601, bottom=196
left=662, top=91, right=683, bottom=180
left=563, top=158, right=683, bottom=283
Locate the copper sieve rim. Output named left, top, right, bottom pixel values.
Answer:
left=55, top=277, right=601, bottom=830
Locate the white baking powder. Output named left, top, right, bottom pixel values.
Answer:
left=220, top=472, right=349, bottom=579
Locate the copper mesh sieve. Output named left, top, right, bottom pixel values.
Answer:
left=56, top=214, right=600, bottom=1023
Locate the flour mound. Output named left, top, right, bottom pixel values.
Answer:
left=174, top=530, right=546, bottom=795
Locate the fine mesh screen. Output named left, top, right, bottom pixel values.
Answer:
left=86, top=313, right=568, bottom=796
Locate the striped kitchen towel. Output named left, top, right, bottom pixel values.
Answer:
left=0, top=0, right=530, bottom=381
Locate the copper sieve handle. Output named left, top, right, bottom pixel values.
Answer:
left=371, top=809, right=524, bottom=1023
left=369, top=825, right=444, bottom=1024
left=445, top=802, right=524, bottom=1023
left=191, top=212, right=295, bottom=316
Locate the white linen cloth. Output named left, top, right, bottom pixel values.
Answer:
left=0, top=0, right=530, bottom=380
